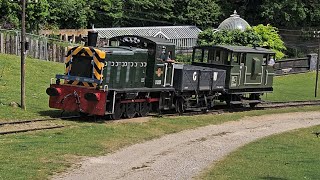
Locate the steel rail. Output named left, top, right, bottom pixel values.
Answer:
left=0, top=116, right=80, bottom=126
left=0, top=125, right=65, bottom=135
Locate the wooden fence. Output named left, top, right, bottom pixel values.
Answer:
left=0, top=28, right=319, bottom=75
left=274, top=54, right=318, bottom=75
left=0, top=29, right=74, bottom=63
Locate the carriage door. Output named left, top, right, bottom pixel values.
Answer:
left=244, top=53, right=263, bottom=86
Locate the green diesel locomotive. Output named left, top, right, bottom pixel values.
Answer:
left=46, top=32, right=275, bottom=119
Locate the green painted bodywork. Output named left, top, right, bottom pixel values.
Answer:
left=192, top=45, right=276, bottom=92
left=98, top=36, right=176, bottom=90
left=101, top=47, right=148, bottom=89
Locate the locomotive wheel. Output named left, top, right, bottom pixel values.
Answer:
left=110, top=102, right=123, bottom=120
left=124, top=103, right=136, bottom=119
left=79, top=112, right=89, bottom=118
left=138, top=102, right=150, bottom=117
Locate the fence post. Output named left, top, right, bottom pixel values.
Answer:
left=0, top=33, right=4, bottom=53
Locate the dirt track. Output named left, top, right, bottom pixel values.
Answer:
left=53, top=111, right=320, bottom=180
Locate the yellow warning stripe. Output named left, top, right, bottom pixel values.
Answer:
left=72, top=81, right=79, bottom=85
left=64, top=46, right=106, bottom=88
left=84, top=47, right=93, bottom=57
left=94, top=68, right=102, bottom=80
left=94, top=56, right=103, bottom=69
left=83, top=82, right=89, bottom=87
left=65, top=46, right=84, bottom=64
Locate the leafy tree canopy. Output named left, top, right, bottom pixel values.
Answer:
left=198, top=24, right=286, bottom=59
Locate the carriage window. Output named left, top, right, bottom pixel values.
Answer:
left=240, top=53, right=246, bottom=64
left=226, top=53, right=231, bottom=64
left=208, top=49, right=214, bottom=63
left=263, top=54, right=268, bottom=65
left=193, top=48, right=203, bottom=62
left=232, top=53, right=239, bottom=63
left=215, top=50, right=221, bottom=61
left=203, top=49, right=208, bottom=63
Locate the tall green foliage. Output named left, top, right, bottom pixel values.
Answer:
left=252, top=24, right=286, bottom=59
left=1, top=0, right=320, bottom=32
left=198, top=24, right=286, bottom=59
left=260, top=0, right=307, bottom=28
left=88, top=0, right=123, bottom=28
left=172, top=0, right=221, bottom=29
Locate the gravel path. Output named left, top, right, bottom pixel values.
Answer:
left=53, top=111, right=320, bottom=180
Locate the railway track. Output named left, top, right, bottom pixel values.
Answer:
left=0, top=116, right=80, bottom=135
left=156, top=100, right=320, bottom=118
left=1, top=100, right=320, bottom=135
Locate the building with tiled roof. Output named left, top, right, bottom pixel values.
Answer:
left=93, top=26, right=202, bottom=49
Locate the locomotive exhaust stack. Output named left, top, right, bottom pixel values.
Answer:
left=87, top=31, right=98, bottom=47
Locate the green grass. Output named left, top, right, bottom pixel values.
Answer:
left=200, top=125, right=320, bottom=180
left=1, top=106, right=320, bottom=180
left=0, top=53, right=64, bottom=120
left=263, top=72, right=320, bottom=102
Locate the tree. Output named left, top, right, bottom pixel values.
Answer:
left=252, top=24, right=286, bottom=59
left=26, top=0, right=49, bottom=32
left=48, top=0, right=89, bottom=29
left=0, top=0, right=20, bottom=29
left=172, top=0, right=221, bottom=29
left=198, top=28, right=261, bottom=46
left=87, top=0, right=123, bottom=28
left=198, top=24, right=286, bottom=59
left=260, top=0, right=307, bottom=28
left=122, top=0, right=174, bottom=26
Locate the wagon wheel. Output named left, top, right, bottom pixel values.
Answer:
left=249, top=103, right=259, bottom=108
left=124, top=103, right=136, bottom=119
left=176, top=98, right=185, bottom=115
left=138, top=102, right=150, bottom=117
left=110, top=102, right=123, bottom=120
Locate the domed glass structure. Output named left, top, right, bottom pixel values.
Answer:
left=218, top=10, right=251, bottom=31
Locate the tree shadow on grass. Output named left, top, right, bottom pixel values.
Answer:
left=260, top=177, right=288, bottom=180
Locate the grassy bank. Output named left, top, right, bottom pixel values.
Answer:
left=1, top=106, right=320, bottom=180
left=263, top=72, right=320, bottom=102
left=200, top=125, right=320, bottom=180
left=0, top=53, right=64, bottom=120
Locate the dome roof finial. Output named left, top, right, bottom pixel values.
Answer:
left=231, top=10, right=239, bottom=18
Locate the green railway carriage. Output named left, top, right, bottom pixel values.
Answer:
left=192, top=45, right=276, bottom=106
